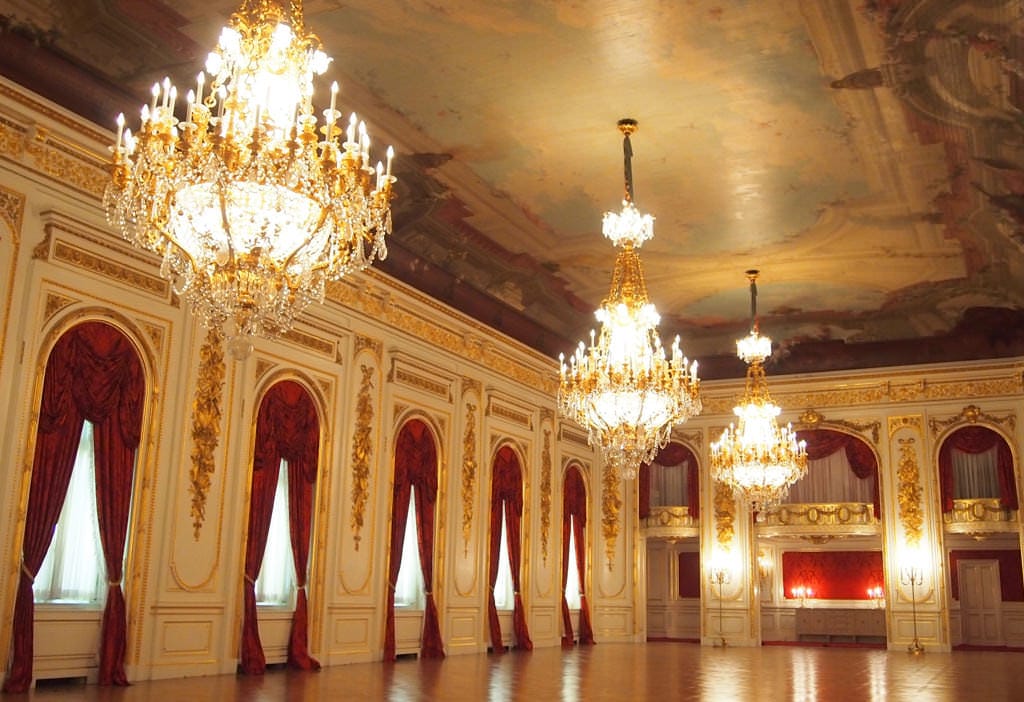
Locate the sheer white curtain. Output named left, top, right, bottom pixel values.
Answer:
left=394, top=486, right=426, bottom=609
left=255, top=460, right=296, bottom=606
left=786, top=449, right=874, bottom=504
left=565, top=516, right=581, bottom=610
left=494, top=505, right=515, bottom=611
left=650, top=460, right=689, bottom=507
left=33, top=421, right=104, bottom=604
left=952, top=446, right=1000, bottom=499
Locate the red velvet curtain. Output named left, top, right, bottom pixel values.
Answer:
left=938, top=427, right=1017, bottom=512
left=562, top=466, right=594, bottom=645
left=488, top=446, right=533, bottom=652
left=384, top=419, right=444, bottom=660
left=3, top=322, right=143, bottom=693
left=796, top=429, right=881, bottom=518
left=638, top=443, right=699, bottom=519
left=241, top=381, right=321, bottom=674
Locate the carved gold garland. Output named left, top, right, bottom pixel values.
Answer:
left=461, top=401, right=477, bottom=556
left=896, top=437, right=923, bottom=546
left=540, top=428, right=552, bottom=563
left=713, top=481, right=736, bottom=546
left=601, top=466, right=622, bottom=570
left=0, top=184, right=24, bottom=374
left=349, top=364, right=375, bottom=550
left=929, top=403, right=1017, bottom=435
left=188, top=326, right=225, bottom=540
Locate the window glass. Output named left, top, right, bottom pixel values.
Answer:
left=394, top=486, right=426, bottom=609
left=33, top=422, right=105, bottom=605
left=494, top=505, right=515, bottom=610
left=565, top=516, right=582, bottom=610
left=255, top=460, right=295, bottom=606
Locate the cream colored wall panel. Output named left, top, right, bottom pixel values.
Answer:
left=445, top=609, right=481, bottom=647
left=1002, top=603, right=1024, bottom=647
left=530, top=605, right=556, bottom=639
left=329, top=608, right=375, bottom=658
left=451, top=384, right=482, bottom=599
left=159, top=620, right=214, bottom=656
left=256, top=611, right=294, bottom=664
left=33, top=610, right=101, bottom=661
left=593, top=606, right=633, bottom=640
left=394, top=611, right=424, bottom=655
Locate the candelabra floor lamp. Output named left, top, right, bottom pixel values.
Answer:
left=710, top=568, right=730, bottom=647
left=901, top=566, right=925, bottom=654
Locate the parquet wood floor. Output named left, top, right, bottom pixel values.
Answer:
left=23, top=642, right=1024, bottom=701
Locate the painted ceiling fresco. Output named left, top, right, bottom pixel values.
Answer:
left=1, top=0, right=1022, bottom=377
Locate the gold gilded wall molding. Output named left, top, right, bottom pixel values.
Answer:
left=486, top=394, right=534, bottom=429
left=0, top=111, right=107, bottom=198
left=797, top=409, right=881, bottom=444
left=254, top=358, right=276, bottom=382
left=888, top=414, right=922, bottom=438
left=461, top=401, right=478, bottom=556
left=0, top=184, right=24, bottom=233
left=540, top=428, right=552, bottom=563
left=0, top=82, right=110, bottom=145
left=280, top=326, right=335, bottom=358
left=350, top=363, right=376, bottom=550
left=896, top=437, right=923, bottom=547
left=0, top=184, right=24, bottom=372
left=929, top=404, right=1017, bottom=435
left=462, top=378, right=482, bottom=396
left=52, top=240, right=168, bottom=298
left=601, top=466, right=622, bottom=570
left=540, top=408, right=555, bottom=424
left=140, top=322, right=165, bottom=356
left=388, top=354, right=455, bottom=401
left=43, top=293, right=77, bottom=322
left=188, top=327, right=226, bottom=540
left=559, top=424, right=590, bottom=448
left=713, top=481, right=736, bottom=546
left=353, top=334, right=382, bottom=360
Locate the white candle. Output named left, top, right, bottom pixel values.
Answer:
left=115, top=113, right=125, bottom=151
left=386, top=145, right=394, bottom=178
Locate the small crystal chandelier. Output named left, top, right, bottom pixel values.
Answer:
left=710, top=270, right=807, bottom=509
left=104, top=0, right=396, bottom=349
left=559, top=119, right=702, bottom=480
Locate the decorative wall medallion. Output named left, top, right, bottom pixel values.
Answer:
left=601, top=466, right=622, bottom=570
left=188, top=326, right=225, bottom=539
left=353, top=334, right=382, bottom=360
left=350, top=364, right=376, bottom=550
left=540, top=428, right=552, bottom=563
left=461, top=401, right=478, bottom=556
left=713, top=480, right=736, bottom=546
left=888, top=414, right=922, bottom=438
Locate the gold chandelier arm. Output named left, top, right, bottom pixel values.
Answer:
left=152, top=221, right=200, bottom=273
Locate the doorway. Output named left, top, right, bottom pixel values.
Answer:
left=958, top=559, right=1004, bottom=646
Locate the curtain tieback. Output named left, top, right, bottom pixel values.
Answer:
left=20, top=562, right=35, bottom=583
left=108, top=579, right=123, bottom=587
left=244, top=574, right=256, bottom=585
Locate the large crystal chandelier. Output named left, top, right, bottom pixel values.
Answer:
left=104, top=0, right=396, bottom=348
left=710, top=270, right=807, bottom=509
left=559, top=119, right=702, bottom=480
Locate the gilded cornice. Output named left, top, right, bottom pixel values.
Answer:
left=0, top=112, right=107, bottom=199
left=601, top=467, right=621, bottom=570
left=188, top=327, right=226, bottom=540
left=327, top=276, right=557, bottom=396
left=929, top=403, right=1017, bottom=435
left=702, top=368, right=1024, bottom=415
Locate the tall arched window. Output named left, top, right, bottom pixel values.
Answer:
left=561, top=464, right=595, bottom=646
left=789, top=430, right=880, bottom=517
left=239, top=380, right=321, bottom=674
left=384, top=419, right=444, bottom=660
left=3, top=321, right=144, bottom=693
left=487, top=446, right=533, bottom=652
left=639, top=442, right=700, bottom=519
left=938, top=426, right=1017, bottom=513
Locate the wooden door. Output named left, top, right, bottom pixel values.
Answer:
left=959, top=559, right=1004, bottom=646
